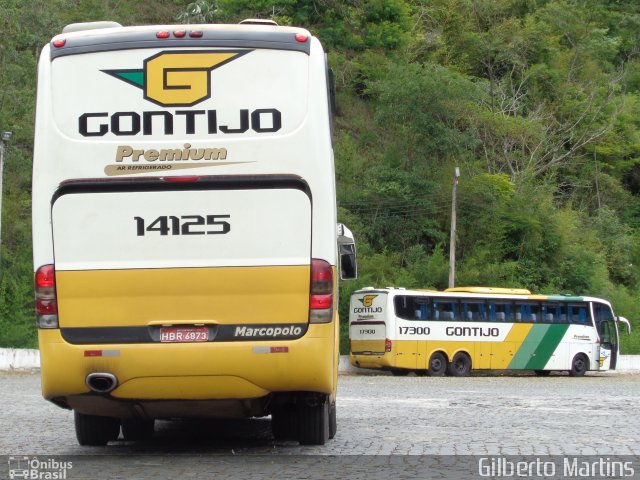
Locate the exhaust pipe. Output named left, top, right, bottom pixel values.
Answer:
left=86, top=372, right=118, bottom=393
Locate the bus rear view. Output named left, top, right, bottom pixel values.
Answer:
left=33, top=21, right=356, bottom=446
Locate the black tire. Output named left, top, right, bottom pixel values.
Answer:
left=271, top=404, right=297, bottom=441
left=427, top=352, right=448, bottom=377
left=390, top=369, right=410, bottom=376
left=74, top=411, right=120, bottom=446
left=569, top=353, right=589, bottom=377
left=328, top=401, right=337, bottom=439
left=447, top=352, right=472, bottom=377
left=297, top=395, right=329, bottom=445
left=121, top=418, right=154, bottom=441
left=534, top=370, right=551, bottom=376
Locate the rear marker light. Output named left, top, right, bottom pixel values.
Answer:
left=52, top=39, right=66, bottom=48
left=270, top=347, right=289, bottom=353
left=156, top=31, right=170, bottom=39
left=162, top=176, right=200, bottom=183
left=295, top=33, right=308, bottom=43
left=84, top=350, right=120, bottom=357
left=173, top=31, right=187, bottom=38
left=385, top=338, right=392, bottom=352
left=189, top=31, right=204, bottom=38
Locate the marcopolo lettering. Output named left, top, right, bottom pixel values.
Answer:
left=234, top=325, right=303, bottom=338
left=446, top=326, right=500, bottom=337
left=79, top=109, right=282, bottom=137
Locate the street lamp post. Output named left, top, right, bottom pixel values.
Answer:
left=0, top=131, right=13, bottom=250
left=448, top=167, right=460, bottom=289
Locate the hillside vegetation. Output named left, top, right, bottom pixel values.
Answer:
left=1, top=0, right=639, bottom=353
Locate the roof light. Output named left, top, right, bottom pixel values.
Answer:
left=156, top=31, right=170, bottom=39
left=52, top=38, right=66, bottom=48
left=189, top=31, right=203, bottom=38
left=295, top=33, right=308, bottom=43
left=173, top=30, right=186, bottom=38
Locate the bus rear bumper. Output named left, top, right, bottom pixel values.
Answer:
left=38, top=324, right=337, bottom=417
left=349, top=353, right=391, bottom=370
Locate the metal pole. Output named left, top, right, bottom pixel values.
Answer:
left=448, top=167, right=460, bottom=288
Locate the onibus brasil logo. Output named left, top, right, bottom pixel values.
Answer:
left=102, top=50, right=250, bottom=107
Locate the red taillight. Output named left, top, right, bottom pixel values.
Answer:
left=36, top=299, right=57, bottom=315
left=189, top=31, right=203, bottom=38
left=36, top=264, right=55, bottom=288
left=52, top=38, right=66, bottom=48
left=35, top=264, right=58, bottom=328
left=156, top=31, right=170, bottom=39
left=309, top=259, right=333, bottom=323
left=295, top=33, right=308, bottom=43
left=310, top=294, right=332, bottom=310
left=385, top=338, right=392, bottom=352
left=173, top=30, right=187, bottom=38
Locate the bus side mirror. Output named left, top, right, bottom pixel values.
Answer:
left=337, top=223, right=357, bottom=280
left=619, top=316, right=631, bottom=335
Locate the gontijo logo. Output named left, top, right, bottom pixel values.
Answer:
left=81, top=49, right=282, bottom=137
left=353, top=295, right=382, bottom=314
left=103, top=50, right=249, bottom=107
left=359, top=295, right=378, bottom=308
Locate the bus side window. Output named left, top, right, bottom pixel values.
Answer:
left=435, top=299, right=458, bottom=321
left=568, top=304, right=587, bottom=325
left=414, top=301, right=429, bottom=321
left=461, top=301, right=485, bottom=321
left=516, top=302, right=540, bottom=323
left=490, top=302, right=513, bottom=322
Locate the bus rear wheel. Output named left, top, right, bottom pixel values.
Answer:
left=329, top=401, right=337, bottom=439
left=447, top=352, right=472, bottom=377
left=427, top=352, right=447, bottom=376
left=121, top=418, right=154, bottom=441
left=569, top=354, right=589, bottom=377
left=74, top=411, right=120, bottom=446
left=297, top=395, right=330, bottom=445
left=271, top=403, right=297, bottom=441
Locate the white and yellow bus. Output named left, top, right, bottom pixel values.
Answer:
left=33, top=20, right=356, bottom=446
left=349, top=287, right=630, bottom=377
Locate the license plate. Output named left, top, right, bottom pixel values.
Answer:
left=160, top=326, right=209, bottom=343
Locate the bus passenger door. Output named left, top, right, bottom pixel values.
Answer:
left=594, top=303, right=618, bottom=370
left=598, top=320, right=617, bottom=370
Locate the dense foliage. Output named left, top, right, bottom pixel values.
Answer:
left=1, top=0, right=639, bottom=354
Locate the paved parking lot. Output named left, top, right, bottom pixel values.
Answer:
left=1, top=371, right=639, bottom=478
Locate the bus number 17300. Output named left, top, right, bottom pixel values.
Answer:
left=398, top=326, right=431, bottom=336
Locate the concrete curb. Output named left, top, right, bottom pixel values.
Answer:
left=2, top=348, right=639, bottom=372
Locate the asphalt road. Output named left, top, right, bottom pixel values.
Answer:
left=1, top=371, right=639, bottom=479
